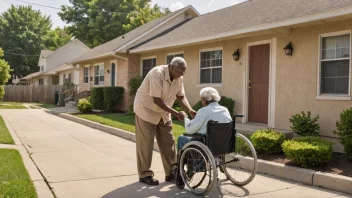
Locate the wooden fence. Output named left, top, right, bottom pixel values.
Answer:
left=2, top=85, right=63, bottom=104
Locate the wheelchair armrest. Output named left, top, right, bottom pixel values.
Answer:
left=233, top=114, right=244, bottom=118
left=183, top=133, right=204, bottom=138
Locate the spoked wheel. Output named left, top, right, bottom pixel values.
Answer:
left=221, top=133, right=257, bottom=186
left=179, top=145, right=217, bottom=195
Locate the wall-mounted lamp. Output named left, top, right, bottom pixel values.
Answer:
left=107, top=70, right=110, bottom=74
left=232, top=49, right=240, bottom=61
left=283, top=42, right=293, bottom=56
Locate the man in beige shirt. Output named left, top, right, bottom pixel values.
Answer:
left=134, top=57, right=196, bottom=185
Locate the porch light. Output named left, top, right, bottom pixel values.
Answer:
left=232, top=49, right=240, bottom=61
left=107, top=70, right=110, bottom=74
left=284, top=42, right=293, bottom=56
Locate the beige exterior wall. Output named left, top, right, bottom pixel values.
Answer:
left=77, top=54, right=140, bottom=111
left=137, top=18, right=352, bottom=140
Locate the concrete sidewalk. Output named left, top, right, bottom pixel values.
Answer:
left=1, top=109, right=350, bottom=198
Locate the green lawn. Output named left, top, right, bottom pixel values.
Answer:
left=0, top=102, right=27, bottom=109
left=75, top=114, right=185, bottom=140
left=0, top=115, right=14, bottom=144
left=0, top=149, right=37, bottom=198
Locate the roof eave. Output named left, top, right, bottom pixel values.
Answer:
left=130, top=5, right=352, bottom=53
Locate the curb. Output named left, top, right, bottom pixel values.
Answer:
left=57, top=113, right=351, bottom=195
left=1, top=115, right=55, bottom=198
left=57, top=113, right=160, bottom=152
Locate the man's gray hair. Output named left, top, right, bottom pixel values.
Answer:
left=200, top=87, right=221, bottom=102
left=170, top=57, right=187, bottom=68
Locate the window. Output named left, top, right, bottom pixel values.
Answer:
left=166, top=53, right=184, bottom=64
left=40, top=66, right=44, bottom=72
left=68, top=73, right=72, bottom=84
left=84, top=67, right=89, bottom=83
left=94, top=64, right=104, bottom=86
left=142, top=58, right=156, bottom=78
left=200, top=49, right=222, bottom=84
left=63, top=74, right=67, bottom=84
left=320, top=33, right=350, bottom=94
left=39, top=78, right=44, bottom=85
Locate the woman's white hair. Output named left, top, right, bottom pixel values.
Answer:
left=170, top=57, right=187, bottom=68
left=200, top=87, right=221, bottom=102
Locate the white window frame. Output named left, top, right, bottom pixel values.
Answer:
left=110, top=60, right=117, bottom=86
left=317, top=30, right=352, bottom=101
left=140, top=56, right=157, bottom=77
left=94, top=63, right=105, bottom=86
left=198, top=47, right=223, bottom=87
left=83, top=65, right=89, bottom=84
left=165, top=51, right=184, bottom=64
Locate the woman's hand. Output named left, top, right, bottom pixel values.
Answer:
left=189, top=109, right=197, bottom=118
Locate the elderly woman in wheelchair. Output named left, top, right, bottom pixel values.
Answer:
left=172, top=87, right=258, bottom=195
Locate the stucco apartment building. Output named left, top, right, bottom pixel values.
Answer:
left=71, top=0, right=352, bottom=151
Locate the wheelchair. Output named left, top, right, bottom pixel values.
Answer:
left=171, top=115, right=258, bottom=195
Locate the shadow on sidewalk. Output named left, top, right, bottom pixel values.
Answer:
left=102, top=179, right=250, bottom=198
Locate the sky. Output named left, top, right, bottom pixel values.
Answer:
left=0, top=0, right=247, bottom=28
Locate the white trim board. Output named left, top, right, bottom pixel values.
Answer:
left=243, top=38, right=277, bottom=128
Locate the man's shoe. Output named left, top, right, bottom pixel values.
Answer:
left=139, top=176, right=159, bottom=186
left=165, top=173, right=175, bottom=182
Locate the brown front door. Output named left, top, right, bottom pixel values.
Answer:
left=248, top=44, right=270, bottom=124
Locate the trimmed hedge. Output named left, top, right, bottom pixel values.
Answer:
left=103, top=87, right=124, bottom=112
left=333, top=107, right=352, bottom=158
left=77, top=98, right=92, bottom=113
left=250, top=129, right=285, bottom=154
left=90, top=87, right=105, bottom=110
left=282, top=136, right=333, bottom=168
left=192, top=96, right=235, bottom=116
left=90, top=86, right=124, bottom=112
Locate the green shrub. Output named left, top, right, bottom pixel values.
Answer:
left=333, top=107, right=352, bottom=158
left=103, top=87, right=124, bottom=112
left=250, top=129, right=285, bottom=153
left=90, top=87, right=105, bottom=110
left=0, top=86, right=4, bottom=101
left=128, top=76, right=143, bottom=96
left=77, top=98, right=92, bottom=113
left=127, top=104, right=135, bottom=115
left=192, top=96, right=235, bottom=116
left=282, top=136, right=333, bottom=168
left=289, top=111, right=320, bottom=136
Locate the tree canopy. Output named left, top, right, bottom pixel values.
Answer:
left=59, top=0, right=170, bottom=48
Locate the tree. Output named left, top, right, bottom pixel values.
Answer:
left=0, top=5, right=51, bottom=78
left=0, top=48, right=12, bottom=85
left=59, top=0, right=170, bottom=48
left=123, top=3, right=170, bottom=32
left=43, top=27, right=73, bottom=51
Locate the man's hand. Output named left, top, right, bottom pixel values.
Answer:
left=189, top=109, right=197, bottom=118
left=180, top=111, right=188, bottom=120
left=174, top=111, right=186, bottom=121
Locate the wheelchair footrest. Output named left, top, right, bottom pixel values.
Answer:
left=171, top=163, right=185, bottom=189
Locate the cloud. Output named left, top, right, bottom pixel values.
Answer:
left=208, top=0, right=215, bottom=7
left=169, top=2, right=185, bottom=12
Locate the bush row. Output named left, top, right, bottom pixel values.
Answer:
left=79, top=86, right=124, bottom=113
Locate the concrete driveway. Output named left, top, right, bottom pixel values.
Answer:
left=1, top=109, right=350, bottom=198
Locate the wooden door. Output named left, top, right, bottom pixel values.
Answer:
left=248, top=44, right=270, bottom=124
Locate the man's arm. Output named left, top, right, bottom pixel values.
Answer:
left=177, top=95, right=196, bottom=118
left=153, top=97, right=184, bottom=120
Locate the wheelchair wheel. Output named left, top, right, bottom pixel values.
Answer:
left=179, top=142, right=217, bottom=195
left=221, top=133, right=257, bottom=186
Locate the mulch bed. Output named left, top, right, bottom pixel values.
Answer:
left=257, top=152, right=352, bottom=177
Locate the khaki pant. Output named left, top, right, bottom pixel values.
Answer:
left=135, top=115, right=176, bottom=178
